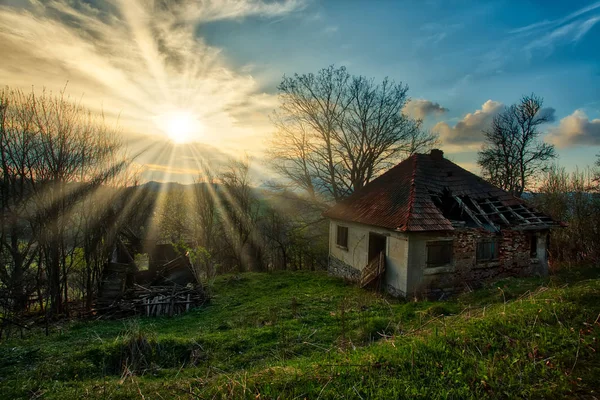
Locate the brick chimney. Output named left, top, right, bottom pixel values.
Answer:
left=430, top=149, right=444, bottom=160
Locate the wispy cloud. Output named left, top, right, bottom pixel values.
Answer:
left=511, top=1, right=600, bottom=55
left=414, top=22, right=463, bottom=47
left=0, top=0, right=305, bottom=156
left=323, top=25, right=339, bottom=34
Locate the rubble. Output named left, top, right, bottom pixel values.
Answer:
left=95, top=283, right=207, bottom=319
left=95, top=231, right=207, bottom=319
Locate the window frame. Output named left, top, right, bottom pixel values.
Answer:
left=336, top=225, right=349, bottom=249
left=426, top=240, right=453, bottom=268
left=476, top=237, right=500, bottom=263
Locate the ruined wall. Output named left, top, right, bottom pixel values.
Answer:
left=327, top=220, right=549, bottom=299
left=409, top=228, right=549, bottom=298
left=328, top=219, right=409, bottom=295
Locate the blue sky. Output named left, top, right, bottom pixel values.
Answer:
left=201, top=0, right=600, bottom=169
left=0, top=0, right=598, bottom=181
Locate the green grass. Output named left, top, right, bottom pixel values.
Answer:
left=1, top=267, right=599, bottom=399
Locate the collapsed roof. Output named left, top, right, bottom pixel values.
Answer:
left=324, top=149, right=560, bottom=232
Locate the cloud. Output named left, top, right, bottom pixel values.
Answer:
left=323, top=25, right=339, bottom=34
left=434, top=102, right=557, bottom=149
left=510, top=2, right=600, bottom=54
left=0, top=0, right=304, bottom=168
left=546, top=110, right=600, bottom=148
left=536, top=107, right=557, bottom=123
left=414, top=22, right=463, bottom=47
left=433, top=100, right=503, bottom=147
left=403, top=99, right=448, bottom=120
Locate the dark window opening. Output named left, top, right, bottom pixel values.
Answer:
left=476, top=238, right=500, bottom=262
left=336, top=225, right=348, bottom=248
left=427, top=240, right=453, bottom=267
left=529, top=234, right=538, bottom=258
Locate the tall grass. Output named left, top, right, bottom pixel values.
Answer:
left=0, top=269, right=598, bottom=399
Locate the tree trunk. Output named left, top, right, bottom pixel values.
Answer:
left=47, top=224, right=62, bottom=315
left=9, top=229, right=26, bottom=312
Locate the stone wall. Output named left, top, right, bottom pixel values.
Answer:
left=328, top=255, right=361, bottom=282
left=416, top=228, right=548, bottom=298
left=385, top=283, right=406, bottom=298
left=327, top=219, right=549, bottom=299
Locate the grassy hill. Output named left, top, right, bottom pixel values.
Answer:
left=1, top=268, right=599, bottom=399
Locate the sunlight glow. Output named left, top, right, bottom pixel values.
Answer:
left=157, top=111, right=203, bottom=144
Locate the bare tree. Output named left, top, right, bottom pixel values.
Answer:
left=0, top=88, right=40, bottom=313
left=218, top=156, right=261, bottom=272
left=533, top=165, right=600, bottom=262
left=269, top=65, right=436, bottom=202
left=595, top=154, right=600, bottom=186
left=191, top=172, right=218, bottom=278
left=0, top=87, right=124, bottom=315
left=477, top=94, right=556, bottom=197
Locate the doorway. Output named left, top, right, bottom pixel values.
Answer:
left=368, top=233, right=387, bottom=262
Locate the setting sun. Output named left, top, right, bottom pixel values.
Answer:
left=158, top=111, right=202, bottom=144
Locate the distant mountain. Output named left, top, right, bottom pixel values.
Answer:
left=135, top=181, right=222, bottom=192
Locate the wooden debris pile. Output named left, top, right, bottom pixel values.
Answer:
left=135, top=285, right=207, bottom=317
left=95, top=283, right=207, bottom=319
left=95, top=231, right=208, bottom=319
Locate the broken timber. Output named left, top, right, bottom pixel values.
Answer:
left=360, top=252, right=385, bottom=288
left=452, top=195, right=486, bottom=230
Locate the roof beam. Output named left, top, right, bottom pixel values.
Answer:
left=453, top=195, right=485, bottom=230
left=484, top=199, right=511, bottom=225
left=507, top=205, right=529, bottom=224
left=467, top=198, right=500, bottom=232
left=517, top=204, right=545, bottom=224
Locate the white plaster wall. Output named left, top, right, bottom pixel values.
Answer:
left=329, top=220, right=369, bottom=270
left=406, top=232, right=453, bottom=296
left=386, top=234, right=409, bottom=295
left=535, top=232, right=549, bottom=275
left=329, top=219, right=409, bottom=294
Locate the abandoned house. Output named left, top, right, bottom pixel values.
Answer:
left=323, top=149, right=561, bottom=298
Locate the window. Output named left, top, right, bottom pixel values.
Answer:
left=426, top=240, right=453, bottom=267
left=476, top=238, right=500, bottom=262
left=336, top=225, right=348, bottom=248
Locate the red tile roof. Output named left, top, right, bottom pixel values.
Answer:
left=324, top=150, right=554, bottom=232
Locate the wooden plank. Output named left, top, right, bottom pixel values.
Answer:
left=468, top=198, right=499, bottom=232
left=360, top=252, right=386, bottom=288
left=516, top=205, right=545, bottom=224
left=484, top=199, right=511, bottom=225
left=453, top=196, right=485, bottom=229
left=507, top=205, right=529, bottom=224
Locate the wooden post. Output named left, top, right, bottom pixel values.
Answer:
left=169, top=285, right=176, bottom=317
